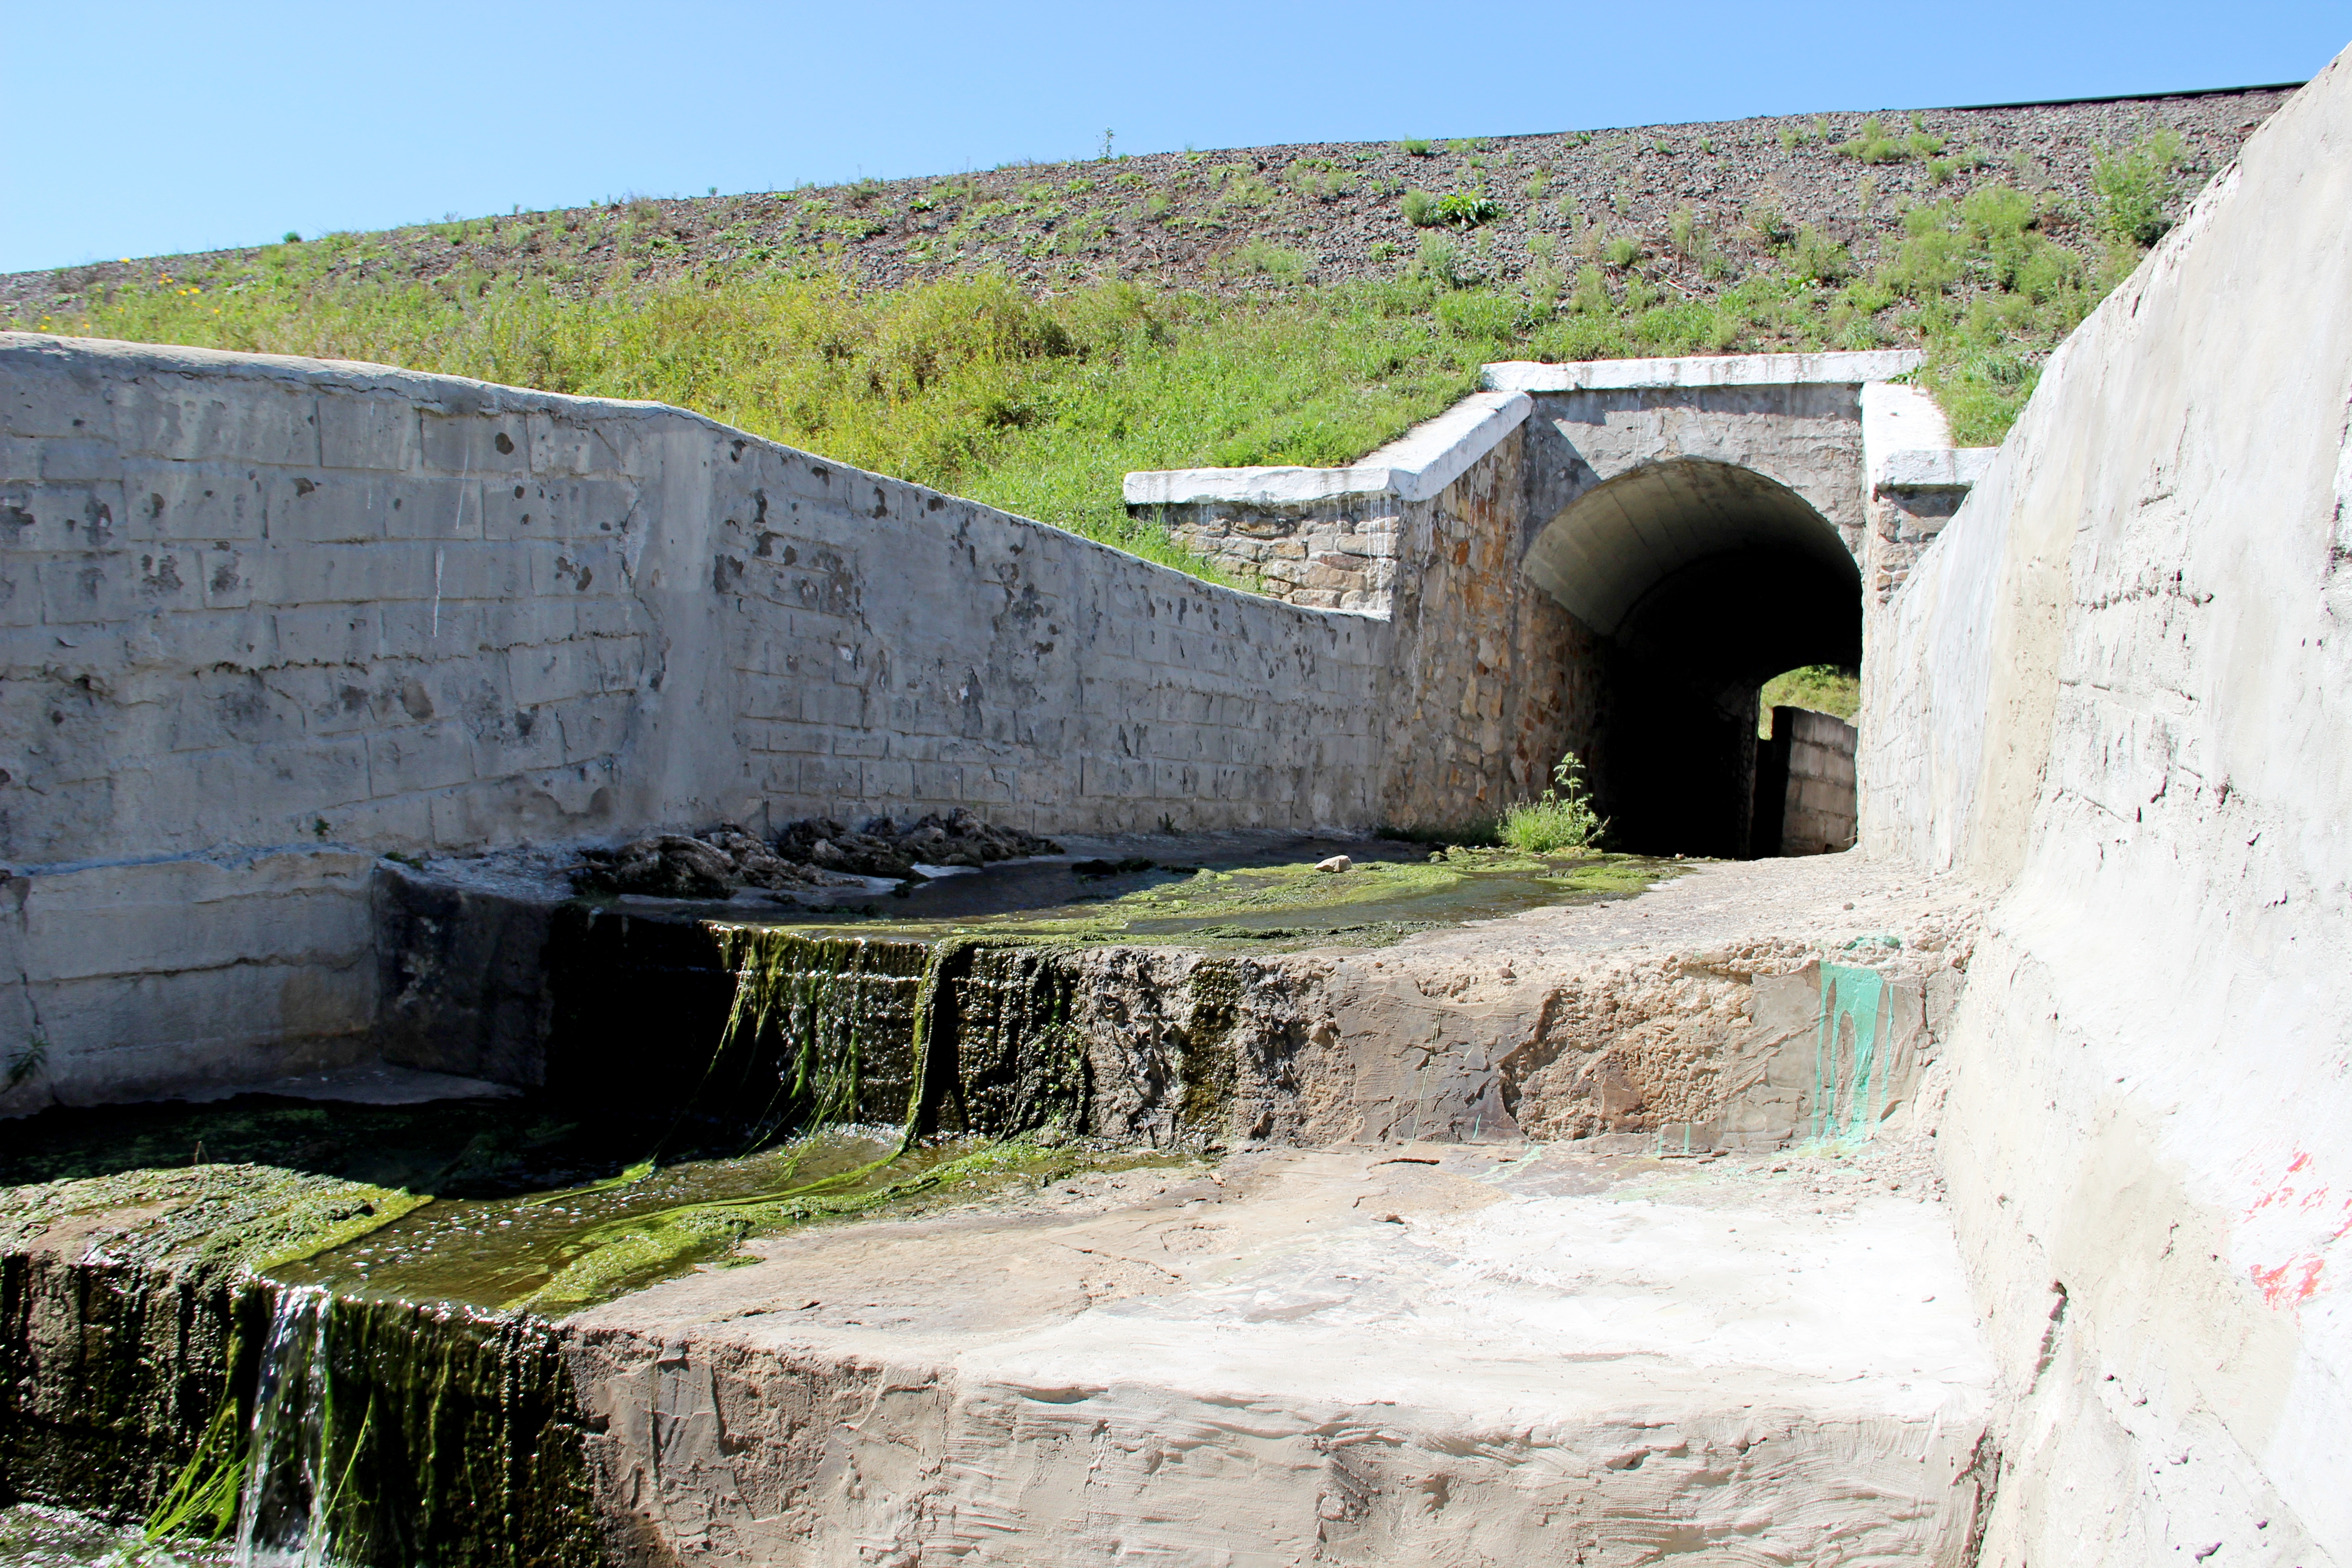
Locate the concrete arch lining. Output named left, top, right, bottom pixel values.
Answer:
left=1522, top=458, right=1860, bottom=636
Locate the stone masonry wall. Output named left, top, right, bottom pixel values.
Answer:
left=0, top=333, right=1386, bottom=1107
left=1867, top=486, right=1966, bottom=607
left=1131, top=426, right=1613, bottom=832
left=1148, top=496, right=1398, bottom=612
left=1376, top=428, right=1605, bottom=828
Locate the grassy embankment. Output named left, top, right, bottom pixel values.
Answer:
left=18, top=134, right=2187, bottom=583
left=1759, top=664, right=1862, bottom=727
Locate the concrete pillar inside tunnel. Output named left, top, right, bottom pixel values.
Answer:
left=1519, top=461, right=1862, bottom=859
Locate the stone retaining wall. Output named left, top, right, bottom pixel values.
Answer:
left=0, top=334, right=1386, bottom=1106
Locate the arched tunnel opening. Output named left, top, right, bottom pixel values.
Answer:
left=1523, top=459, right=1862, bottom=859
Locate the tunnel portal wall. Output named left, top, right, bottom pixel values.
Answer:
left=1859, top=51, right=2352, bottom=1564
left=0, top=336, right=1385, bottom=1106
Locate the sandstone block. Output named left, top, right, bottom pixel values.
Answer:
left=552, top=691, right=632, bottom=765
left=34, top=556, right=143, bottom=626
left=526, top=412, right=627, bottom=478
left=366, top=722, right=479, bottom=798
left=37, top=437, right=122, bottom=485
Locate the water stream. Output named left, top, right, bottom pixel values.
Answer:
left=230, top=1289, right=331, bottom=1568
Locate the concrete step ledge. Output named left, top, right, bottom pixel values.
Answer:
left=1875, top=446, right=1999, bottom=492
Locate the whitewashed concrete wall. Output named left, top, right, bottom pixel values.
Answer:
left=0, top=335, right=1384, bottom=1106
left=1859, top=52, right=2352, bottom=1564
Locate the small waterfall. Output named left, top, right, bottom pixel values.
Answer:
left=232, top=1285, right=334, bottom=1568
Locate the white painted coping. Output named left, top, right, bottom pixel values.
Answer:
left=1875, top=447, right=1998, bottom=490
left=1122, top=351, right=1955, bottom=510
left=1483, top=349, right=1924, bottom=392
left=1122, top=390, right=1531, bottom=507
left=1861, top=380, right=1952, bottom=455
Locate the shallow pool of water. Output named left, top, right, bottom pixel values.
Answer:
left=259, top=1127, right=1187, bottom=1315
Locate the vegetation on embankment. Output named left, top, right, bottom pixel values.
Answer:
left=1759, top=664, right=1862, bottom=730
left=4, top=93, right=2265, bottom=581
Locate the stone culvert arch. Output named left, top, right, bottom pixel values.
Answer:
left=1125, top=352, right=1986, bottom=851
left=1520, top=455, right=1861, bottom=858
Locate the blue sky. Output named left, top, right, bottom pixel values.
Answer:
left=5, top=1, right=2346, bottom=274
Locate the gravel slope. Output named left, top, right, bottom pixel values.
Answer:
left=0, top=85, right=2293, bottom=320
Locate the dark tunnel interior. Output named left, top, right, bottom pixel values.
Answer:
left=1606, top=545, right=1862, bottom=858
left=1521, top=459, right=1862, bottom=859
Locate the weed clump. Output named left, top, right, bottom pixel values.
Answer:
left=2092, top=128, right=2187, bottom=246
left=1499, top=753, right=1607, bottom=854
left=1431, top=191, right=1501, bottom=229
left=1757, top=664, right=1860, bottom=734
left=1835, top=113, right=1943, bottom=165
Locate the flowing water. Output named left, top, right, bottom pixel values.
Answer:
left=230, top=1290, right=331, bottom=1568
left=0, top=1505, right=229, bottom=1568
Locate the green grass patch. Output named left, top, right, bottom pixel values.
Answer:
left=1758, top=664, right=1860, bottom=734
left=20, top=174, right=2167, bottom=581
left=1498, top=753, right=1607, bottom=853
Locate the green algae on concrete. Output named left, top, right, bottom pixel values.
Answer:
left=0, top=1163, right=429, bottom=1279
left=747, top=844, right=1683, bottom=950
left=502, top=1135, right=1193, bottom=1316
left=257, top=1123, right=1193, bottom=1318
left=0, top=1164, right=599, bottom=1567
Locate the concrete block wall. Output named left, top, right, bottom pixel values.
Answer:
left=0, top=333, right=1386, bottom=1107
left=1774, top=707, right=1857, bottom=855
left=706, top=455, right=1384, bottom=835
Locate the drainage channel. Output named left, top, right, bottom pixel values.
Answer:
left=1, top=846, right=1677, bottom=1565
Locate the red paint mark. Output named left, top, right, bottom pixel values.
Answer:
left=2250, top=1255, right=2328, bottom=1309
left=2245, top=1151, right=2331, bottom=1221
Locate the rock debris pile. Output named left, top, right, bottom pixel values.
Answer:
left=570, top=808, right=1062, bottom=899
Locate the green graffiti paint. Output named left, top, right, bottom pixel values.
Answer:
left=1813, top=963, right=1887, bottom=1142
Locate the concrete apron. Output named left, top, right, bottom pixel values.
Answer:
left=1, top=853, right=1998, bottom=1563
left=535, top=853, right=1998, bottom=1565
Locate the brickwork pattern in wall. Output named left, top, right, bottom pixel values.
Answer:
left=0, top=335, right=1390, bottom=866
left=0, top=350, right=659, bottom=862
left=705, top=455, right=1387, bottom=837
